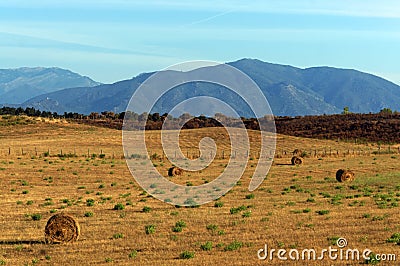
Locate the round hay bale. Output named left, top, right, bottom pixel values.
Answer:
left=168, top=166, right=183, bottom=177
left=45, top=213, right=80, bottom=244
left=292, top=149, right=303, bottom=157
left=291, top=156, right=303, bottom=165
left=336, top=169, right=355, bottom=182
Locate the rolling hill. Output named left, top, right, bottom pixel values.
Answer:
left=19, top=59, right=400, bottom=116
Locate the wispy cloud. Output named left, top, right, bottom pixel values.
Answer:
left=134, top=0, right=400, bottom=19
left=2, top=0, right=400, bottom=18
left=0, top=31, right=174, bottom=58
left=184, top=9, right=235, bottom=26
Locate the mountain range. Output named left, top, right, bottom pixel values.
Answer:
left=3, top=59, right=400, bottom=116
left=0, top=67, right=100, bottom=104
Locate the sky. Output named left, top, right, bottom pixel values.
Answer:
left=0, top=0, right=400, bottom=85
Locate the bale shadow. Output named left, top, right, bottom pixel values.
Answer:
left=0, top=240, right=45, bottom=245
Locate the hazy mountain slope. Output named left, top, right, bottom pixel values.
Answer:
left=0, top=67, right=101, bottom=104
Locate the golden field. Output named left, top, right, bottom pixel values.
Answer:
left=0, top=116, right=399, bottom=265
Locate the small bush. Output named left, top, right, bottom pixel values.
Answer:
left=129, top=250, right=137, bottom=259
left=206, top=224, right=218, bottom=231
left=224, top=240, right=243, bottom=251
left=86, top=199, right=95, bottom=206
left=242, top=211, right=251, bottom=218
left=200, top=241, right=213, bottom=251
left=365, top=252, right=380, bottom=264
left=230, top=205, right=246, bottom=214
left=175, top=220, right=186, bottom=228
left=142, top=206, right=151, bottom=213
left=31, top=213, right=42, bottom=221
left=386, top=232, right=400, bottom=243
left=245, top=193, right=255, bottom=199
left=145, top=224, right=156, bottom=234
left=179, top=251, right=194, bottom=259
left=316, top=210, right=330, bottom=215
left=113, top=233, right=124, bottom=239
left=113, top=203, right=125, bottom=210
left=214, top=201, right=224, bottom=208
left=84, top=212, right=94, bottom=217
left=172, top=226, right=183, bottom=232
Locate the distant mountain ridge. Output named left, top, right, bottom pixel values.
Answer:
left=14, top=59, right=400, bottom=116
left=0, top=67, right=101, bottom=104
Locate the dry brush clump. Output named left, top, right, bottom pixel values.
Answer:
left=44, top=213, right=80, bottom=244
left=336, top=169, right=355, bottom=182
left=168, top=166, right=183, bottom=177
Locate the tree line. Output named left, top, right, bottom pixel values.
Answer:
left=1, top=106, right=399, bottom=143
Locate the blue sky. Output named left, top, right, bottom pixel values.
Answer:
left=0, top=0, right=400, bottom=84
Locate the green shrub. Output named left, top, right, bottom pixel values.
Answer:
left=175, top=220, right=186, bottom=228
left=206, top=224, right=218, bottom=231
left=113, top=203, right=125, bottom=210
left=242, top=211, right=251, bottom=218
left=86, top=198, right=95, bottom=206
left=224, top=240, right=243, bottom=251
left=179, top=251, right=194, bottom=259
left=365, top=252, right=380, bottom=264
left=245, top=193, right=255, bottom=199
left=129, top=250, right=138, bottom=259
left=386, top=232, right=400, bottom=243
left=142, top=206, right=151, bottom=213
left=84, top=212, right=94, bottom=217
left=214, top=201, right=224, bottom=208
left=200, top=241, right=213, bottom=251
left=145, top=224, right=156, bottom=234
left=113, top=233, right=124, bottom=239
left=230, top=205, right=246, bottom=214
left=172, top=226, right=182, bottom=232
left=31, top=213, right=42, bottom=221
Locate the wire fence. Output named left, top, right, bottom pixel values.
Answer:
left=1, top=145, right=399, bottom=160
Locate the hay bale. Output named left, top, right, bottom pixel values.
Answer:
left=168, top=166, right=183, bottom=177
left=291, top=156, right=303, bottom=165
left=292, top=149, right=303, bottom=157
left=45, top=213, right=80, bottom=244
left=336, top=169, right=355, bottom=182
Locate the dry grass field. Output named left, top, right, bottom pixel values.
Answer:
left=0, top=115, right=399, bottom=265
